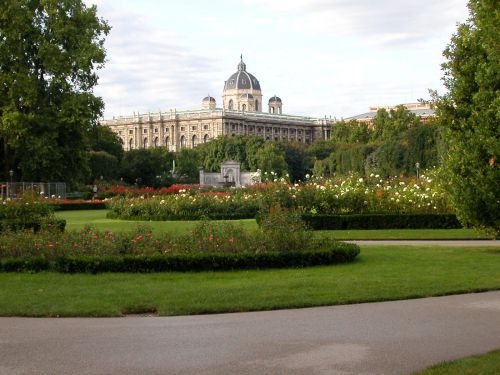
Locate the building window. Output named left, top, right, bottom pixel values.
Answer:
left=242, top=104, right=246, bottom=111
left=203, top=124, right=209, bottom=130
left=129, top=139, right=133, bottom=150
left=118, top=130, right=122, bottom=135
left=180, top=127, right=185, bottom=131
left=204, top=134, right=209, bottom=143
left=232, top=124, right=236, bottom=130
left=129, top=130, right=133, bottom=135
left=192, top=126, right=197, bottom=131
left=242, top=78, right=246, bottom=84
left=192, top=135, right=197, bottom=147
left=165, top=136, right=169, bottom=146
left=143, top=129, right=148, bottom=134
left=154, top=137, right=159, bottom=147
left=154, top=128, right=158, bottom=133
left=255, top=99, right=259, bottom=112
left=143, top=138, right=148, bottom=148
left=228, top=99, right=233, bottom=110
left=180, top=135, right=186, bottom=148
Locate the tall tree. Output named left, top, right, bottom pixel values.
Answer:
left=434, top=0, right=499, bottom=235
left=0, top=0, right=109, bottom=186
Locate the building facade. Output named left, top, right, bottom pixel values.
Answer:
left=101, top=57, right=332, bottom=152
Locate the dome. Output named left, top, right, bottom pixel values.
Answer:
left=202, top=95, right=216, bottom=102
left=240, top=93, right=254, bottom=99
left=269, top=95, right=282, bottom=103
left=224, top=56, right=261, bottom=91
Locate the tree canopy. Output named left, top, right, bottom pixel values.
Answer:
left=0, top=0, right=109, bottom=186
left=434, top=0, right=499, bottom=235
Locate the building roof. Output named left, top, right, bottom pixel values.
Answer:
left=224, top=57, right=261, bottom=91
left=202, top=95, right=216, bottom=102
left=269, top=95, right=282, bottom=103
left=346, top=108, right=436, bottom=121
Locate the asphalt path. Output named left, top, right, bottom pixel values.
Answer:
left=1, top=291, right=500, bottom=375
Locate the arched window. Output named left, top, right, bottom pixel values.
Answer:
left=242, top=104, right=246, bottom=111
left=143, top=138, right=148, bottom=148
left=228, top=99, right=233, bottom=110
left=165, top=136, right=169, bottom=147
left=204, top=134, right=209, bottom=143
left=180, top=135, right=186, bottom=148
left=271, top=107, right=275, bottom=114
left=154, top=137, right=159, bottom=148
left=129, top=139, right=133, bottom=150
left=192, top=135, right=198, bottom=147
left=255, top=99, right=259, bottom=111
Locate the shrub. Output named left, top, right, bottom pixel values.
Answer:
left=47, top=242, right=360, bottom=273
left=302, top=213, right=462, bottom=230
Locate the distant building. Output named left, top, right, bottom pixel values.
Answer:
left=345, top=102, right=436, bottom=128
left=101, top=56, right=332, bottom=152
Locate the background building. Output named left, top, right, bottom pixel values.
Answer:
left=101, top=57, right=332, bottom=152
left=345, top=102, right=436, bottom=127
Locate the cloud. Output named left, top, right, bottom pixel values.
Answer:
left=89, top=2, right=220, bottom=118
left=244, top=0, right=468, bottom=46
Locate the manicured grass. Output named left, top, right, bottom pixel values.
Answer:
left=55, top=210, right=489, bottom=239
left=0, top=246, right=498, bottom=317
left=411, top=350, right=500, bottom=375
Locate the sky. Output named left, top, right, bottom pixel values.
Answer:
left=86, top=0, right=469, bottom=120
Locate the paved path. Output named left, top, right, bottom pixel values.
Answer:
left=349, top=239, right=500, bottom=246
left=1, top=292, right=500, bottom=375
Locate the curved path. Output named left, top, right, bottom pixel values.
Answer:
left=1, top=291, right=500, bottom=375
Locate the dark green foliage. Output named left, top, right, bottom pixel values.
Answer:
left=0, top=0, right=110, bottom=185
left=89, top=124, right=124, bottom=161
left=433, top=0, right=499, bottom=236
left=53, top=202, right=107, bottom=211
left=120, top=148, right=174, bottom=187
left=47, top=243, right=360, bottom=273
left=0, top=218, right=66, bottom=233
left=1, top=257, right=49, bottom=272
left=89, top=151, right=119, bottom=181
left=277, top=141, right=308, bottom=182
left=174, top=148, right=200, bottom=182
left=302, top=214, right=462, bottom=230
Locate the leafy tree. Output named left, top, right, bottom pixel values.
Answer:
left=89, top=124, right=124, bottom=161
left=120, top=149, right=173, bottom=187
left=89, top=150, right=118, bottom=182
left=0, top=0, right=109, bottom=186
left=175, top=148, right=200, bottom=183
left=277, top=141, right=308, bottom=182
left=255, top=142, right=288, bottom=177
left=434, top=0, right=499, bottom=235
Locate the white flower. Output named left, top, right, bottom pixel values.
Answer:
left=160, top=200, right=165, bottom=205
left=375, top=174, right=380, bottom=178
left=358, top=178, right=363, bottom=183
left=305, top=174, right=310, bottom=179
left=370, top=173, right=374, bottom=177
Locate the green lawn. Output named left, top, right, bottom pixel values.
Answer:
left=55, top=210, right=489, bottom=239
left=412, top=350, right=500, bottom=375
left=1, top=245, right=498, bottom=317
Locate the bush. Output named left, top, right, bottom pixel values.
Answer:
left=1, top=257, right=50, bottom=272
left=302, top=213, right=462, bottom=230
left=46, top=243, right=360, bottom=273
left=53, top=201, right=107, bottom=211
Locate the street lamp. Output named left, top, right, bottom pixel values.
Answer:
left=415, top=162, right=420, bottom=184
left=8, top=170, right=13, bottom=198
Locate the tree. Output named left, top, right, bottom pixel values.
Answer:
left=120, top=149, right=173, bottom=187
left=89, top=124, right=124, bottom=162
left=0, top=0, right=109, bottom=186
left=255, top=142, right=288, bottom=177
left=434, top=0, right=499, bottom=235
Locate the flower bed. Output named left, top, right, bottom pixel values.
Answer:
left=106, top=171, right=454, bottom=221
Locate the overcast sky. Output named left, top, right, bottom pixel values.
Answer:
left=86, top=0, right=469, bottom=119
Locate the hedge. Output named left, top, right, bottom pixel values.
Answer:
left=301, top=213, right=461, bottom=230
left=53, top=202, right=107, bottom=211
left=0, top=218, right=66, bottom=233
left=1, top=243, right=360, bottom=273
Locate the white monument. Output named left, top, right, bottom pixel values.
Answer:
left=199, top=160, right=261, bottom=187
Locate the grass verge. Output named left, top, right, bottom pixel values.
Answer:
left=0, top=245, right=498, bottom=317
left=411, top=349, right=500, bottom=375
left=55, top=210, right=489, bottom=239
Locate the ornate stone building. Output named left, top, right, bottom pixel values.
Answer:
left=101, top=57, right=332, bottom=152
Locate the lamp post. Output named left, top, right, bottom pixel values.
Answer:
left=8, top=170, right=13, bottom=198
left=415, top=162, right=420, bottom=184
